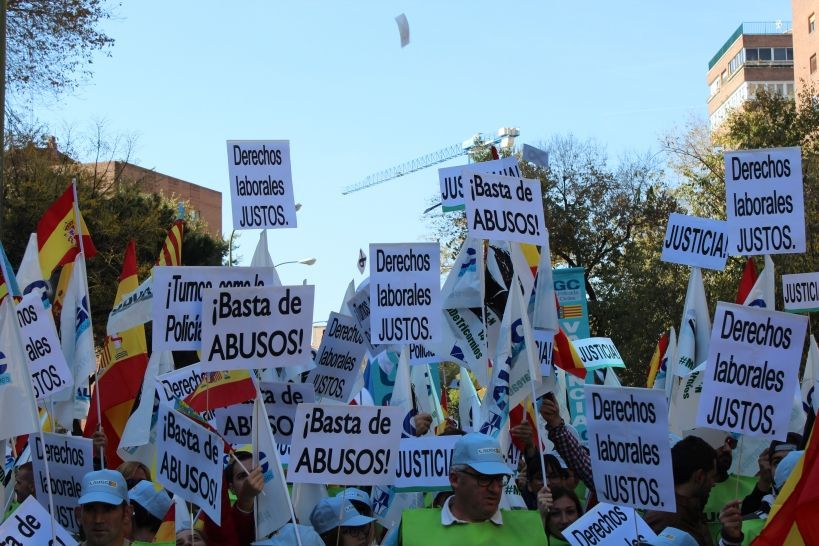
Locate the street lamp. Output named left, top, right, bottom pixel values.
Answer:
left=274, top=258, right=317, bottom=267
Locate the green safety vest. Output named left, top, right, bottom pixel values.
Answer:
left=704, top=475, right=756, bottom=540
left=402, top=508, right=547, bottom=546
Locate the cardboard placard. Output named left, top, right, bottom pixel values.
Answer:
left=0, top=496, right=78, bottom=545
left=563, top=502, right=656, bottom=546
left=307, top=312, right=368, bottom=401
left=661, top=213, right=729, bottom=270
left=157, top=363, right=203, bottom=406
left=439, top=157, right=521, bottom=212
left=462, top=171, right=546, bottom=244
left=394, top=435, right=458, bottom=491
left=16, top=292, right=73, bottom=399
left=782, top=272, right=819, bottom=313
left=573, top=337, right=625, bottom=370
left=227, top=140, right=296, bottom=230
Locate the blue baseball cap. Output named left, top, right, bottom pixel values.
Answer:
left=309, top=497, right=374, bottom=535
left=775, top=450, right=803, bottom=490
left=79, top=469, right=128, bottom=506
left=252, top=523, right=324, bottom=546
left=646, top=527, right=698, bottom=546
left=335, top=488, right=371, bottom=508
left=129, top=480, right=171, bottom=520
left=451, top=432, right=512, bottom=476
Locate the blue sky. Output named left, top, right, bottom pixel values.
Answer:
left=32, top=0, right=791, bottom=323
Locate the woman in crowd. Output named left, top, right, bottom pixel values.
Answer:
left=537, top=485, right=584, bottom=546
left=176, top=528, right=207, bottom=546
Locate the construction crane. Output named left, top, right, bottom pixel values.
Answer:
left=341, top=127, right=520, bottom=195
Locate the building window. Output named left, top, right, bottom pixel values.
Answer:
left=811, top=54, right=817, bottom=74
left=746, top=48, right=759, bottom=61
left=810, top=13, right=815, bottom=33
left=759, top=48, right=772, bottom=61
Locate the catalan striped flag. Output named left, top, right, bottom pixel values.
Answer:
left=559, top=304, right=583, bottom=319
left=184, top=369, right=257, bottom=412
left=646, top=332, right=670, bottom=388
left=84, top=240, right=149, bottom=467
left=36, top=184, right=97, bottom=279
left=157, top=220, right=184, bottom=266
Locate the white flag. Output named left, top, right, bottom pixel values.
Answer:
left=390, top=345, right=417, bottom=437
left=504, top=280, right=540, bottom=409
left=458, top=367, right=482, bottom=432
left=673, top=267, right=710, bottom=377
left=253, top=392, right=294, bottom=538
left=0, top=298, right=39, bottom=438
left=117, top=350, right=167, bottom=462
left=16, top=234, right=49, bottom=305
left=441, top=238, right=484, bottom=310
left=252, top=231, right=282, bottom=287
left=532, top=231, right=560, bottom=332
left=291, top=483, right=327, bottom=527
left=410, top=364, right=444, bottom=434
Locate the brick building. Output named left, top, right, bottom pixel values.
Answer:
left=792, top=0, right=819, bottom=93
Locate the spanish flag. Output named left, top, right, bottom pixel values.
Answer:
left=36, top=184, right=97, bottom=279
left=553, top=327, right=586, bottom=379
left=735, top=257, right=758, bottom=304
left=184, top=369, right=257, bottom=412
left=646, top=332, right=670, bottom=388
left=157, top=220, right=184, bottom=266
left=84, top=240, right=149, bottom=468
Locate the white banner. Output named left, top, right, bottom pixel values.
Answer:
left=288, top=404, right=401, bottom=485
left=106, top=276, right=153, bottom=335
left=227, top=140, right=296, bottom=230
left=0, top=496, right=78, bottom=545
left=16, top=293, right=73, bottom=400
left=782, top=272, right=819, bottom=312
left=462, top=171, right=546, bottom=245
left=586, top=386, right=676, bottom=512
left=573, top=337, right=625, bottom=370
left=661, top=213, right=729, bottom=270
left=200, top=285, right=314, bottom=371
left=438, top=157, right=520, bottom=212
left=151, top=266, right=279, bottom=351
left=370, top=243, right=441, bottom=345
left=394, top=435, right=458, bottom=490
left=563, top=502, right=657, bottom=546
left=696, top=302, right=808, bottom=439
left=157, top=404, right=224, bottom=523
left=29, top=432, right=94, bottom=534
left=724, top=147, right=806, bottom=255
left=307, top=312, right=368, bottom=402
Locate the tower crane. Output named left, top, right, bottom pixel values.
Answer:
left=341, top=127, right=520, bottom=195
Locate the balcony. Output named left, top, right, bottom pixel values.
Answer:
left=709, top=21, right=792, bottom=70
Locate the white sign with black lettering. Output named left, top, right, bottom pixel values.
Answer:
left=724, top=147, right=805, bottom=255
left=782, top=272, right=819, bottom=313
left=462, top=171, right=546, bottom=245
left=157, top=404, right=224, bottom=523
left=563, top=502, right=657, bottom=546
left=394, top=435, right=458, bottom=490
left=288, top=404, right=401, bottom=485
left=307, top=312, right=368, bottom=402
left=586, top=386, right=675, bottom=512
left=16, top=292, right=73, bottom=399
left=533, top=329, right=554, bottom=376
left=152, top=266, right=279, bottom=351
left=29, top=432, right=93, bottom=534
left=696, top=302, right=807, bottom=440
left=200, top=285, right=314, bottom=371
left=0, top=496, right=77, bottom=546
left=439, top=157, right=521, bottom=212
left=157, top=363, right=203, bottom=405
left=661, top=213, right=729, bottom=270
left=347, top=286, right=373, bottom=351
left=573, top=337, right=625, bottom=370
left=227, top=140, right=296, bottom=231
left=408, top=343, right=438, bottom=366
left=370, top=243, right=441, bottom=345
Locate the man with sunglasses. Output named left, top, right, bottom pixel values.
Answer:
left=401, top=432, right=546, bottom=545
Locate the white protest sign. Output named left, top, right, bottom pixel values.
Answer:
left=347, top=286, right=374, bottom=351
left=782, top=272, right=819, bottom=313
left=563, top=502, right=657, bottom=546
left=696, top=302, right=808, bottom=439
left=394, top=435, right=458, bottom=491
left=157, top=363, right=203, bottom=405
left=586, top=386, right=675, bottom=512
left=16, top=293, right=73, bottom=400
left=724, top=147, right=805, bottom=255
left=533, top=329, right=555, bottom=376
left=29, top=432, right=93, bottom=534
left=227, top=140, right=296, bottom=230
left=370, top=243, right=441, bottom=346
left=462, top=171, right=546, bottom=245
left=439, top=157, right=521, bottom=212
left=408, top=343, right=438, bottom=365
left=200, top=285, right=314, bottom=371
left=151, top=266, right=279, bottom=351
left=661, top=213, right=729, bottom=270
left=307, top=312, right=368, bottom=402
left=288, top=404, right=401, bottom=485
left=573, top=337, right=625, bottom=370
left=0, top=496, right=78, bottom=546
left=157, top=404, right=224, bottom=523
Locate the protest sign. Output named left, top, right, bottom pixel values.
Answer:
left=782, top=272, right=819, bottom=313
left=307, top=312, right=368, bottom=402
left=29, top=432, right=93, bottom=534
left=661, top=213, right=729, bottom=270
left=157, top=404, right=224, bottom=523
left=573, top=337, right=625, bottom=370
left=696, top=302, right=808, bottom=439
left=347, top=285, right=374, bottom=351
left=533, top=329, right=554, bottom=376
left=462, top=171, right=545, bottom=245
left=408, top=343, right=437, bottom=365
left=370, top=243, right=441, bottom=345
left=157, top=363, right=203, bottom=405
left=16, top=292, right=72, bottom=399
left=586, top=385, right=675, bottom=512
left=0, top=496, right=78, bottom=545
left=438, top=157, right=521, bottom=212
left=563, top=502, right=657, bottom=546
left=288, top=404, right=401, bottom=485
left=724, top=147, right=806, bottom=255
left=200, top=285, right=314, bottom=371
left=226, top=140, right=296, bottom=230
left=152, top=266, right=279, bottom=351
left=394, top=435, right=458, bottom=491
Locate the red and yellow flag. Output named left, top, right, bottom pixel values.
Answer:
left=553, top=327, right=586, bottom=379
left=36, top=184, right=97, bottom=279
left=646, top=332, right=670, bottom=388
left=184, top=369, right=256, bottom=413
left=84, top=240, right=148, bottom=467
left=157, top=220, right=184, bottom=266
